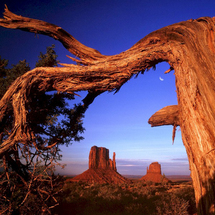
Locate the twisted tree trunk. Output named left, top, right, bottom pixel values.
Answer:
left=1, top=6, right=215, bottom=214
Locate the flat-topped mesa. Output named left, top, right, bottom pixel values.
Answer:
left=140, top=162, right=170, bottom=183
left=89, top=146, right=116, bottom=171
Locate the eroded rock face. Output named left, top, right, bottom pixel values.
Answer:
left=147, top=162, right=161, bottom=174
left=89, top=146, right=116, bottom=171
left=70, top=146, right=130, bottom=184
left=140, top=162, right=170, bottom=183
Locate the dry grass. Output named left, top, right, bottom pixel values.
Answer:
left=52, top=180, right=196, bottom=215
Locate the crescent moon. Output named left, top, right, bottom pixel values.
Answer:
left=159, top=77, right=164, bottom=81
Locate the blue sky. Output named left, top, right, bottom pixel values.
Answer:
left=1, top=0, right=215, bottom=176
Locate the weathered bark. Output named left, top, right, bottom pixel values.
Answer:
left=1, top=6, right=215, bottom=214
left=148, top=105, right=180, bottom=127
left=147, top=18, right=215, bottom=214
left=148, top=105, right=180, bottom=143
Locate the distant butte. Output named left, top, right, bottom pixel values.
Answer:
left=140, top=162, right=170, bottom=183
left=70, top=146, right=131, bottom=184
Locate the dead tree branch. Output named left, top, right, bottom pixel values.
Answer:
left=148, top=105, right=180, bottom=127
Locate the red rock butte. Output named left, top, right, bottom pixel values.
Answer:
left=140, top=162, right=170, bottom=183
left=89, top=146, right=116, bottom=170
left=70, top=146, right=131, bottom=184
